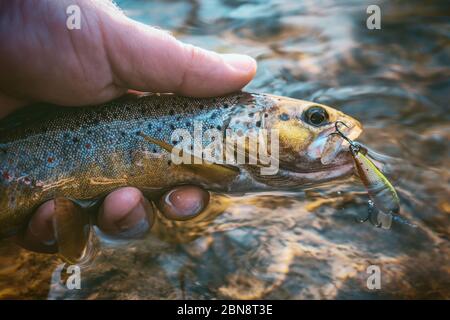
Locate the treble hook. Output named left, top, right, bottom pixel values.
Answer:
left=329, top=121, right=360, bottom=153
left=355, top=200, right=383, bottom=227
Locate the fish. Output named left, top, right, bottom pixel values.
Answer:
left=0, top=92, right=362, bottom=261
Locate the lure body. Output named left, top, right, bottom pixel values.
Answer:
left=350, top=145, right=400, bottom=215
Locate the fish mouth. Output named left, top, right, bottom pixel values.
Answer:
left=298, top=119, right=362, bottom=172
left=280, top=149, right=354, bottom=174
left=276, top=118, right=362, bottom=180
left=276, top=154, right=355, bottom=187
left=320, top=123, right=362, bottom=165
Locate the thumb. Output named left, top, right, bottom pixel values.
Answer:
left=100, top=11, right=257, bottom=97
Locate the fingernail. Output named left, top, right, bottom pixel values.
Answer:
left=221, top=53, right=257, bottom=73
left=159, top=186, right=210, bottom=221
left=27, top=206, right=57, bottom=247
left=21, top=216, right=57, bottom=253
left=113, top=198, right=153, bottom=238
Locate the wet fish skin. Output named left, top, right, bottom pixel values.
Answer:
left=0, top=92, right=362, bottom=237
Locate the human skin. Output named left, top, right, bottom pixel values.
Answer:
left=0, top=0, right=257, bottom=253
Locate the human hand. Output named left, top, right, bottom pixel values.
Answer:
left=0, top=0, right=256, bottom=253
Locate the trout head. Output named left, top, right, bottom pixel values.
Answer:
left=249, top=94, right=362, bottom=187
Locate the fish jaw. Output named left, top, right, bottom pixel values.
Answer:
left=315, top=116, right=363, bottom=165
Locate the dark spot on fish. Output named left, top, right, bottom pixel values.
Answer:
left=256, top=120, right=262, bottom=127
left=279, top=113, right=290, bottom=121
left=264, top=113, right=269, bottom=118
left=47, top=157, right=54, bottom=163
left=135, top=131, right=142, bottom=136
left=85, top=143, right=92, bottom=149
left=199, top=104, right=204, bottom=110
left=223, top=103, right=229, bottom=108
left=72, top=137, right=80, bottom=143
left=169, top=109, right=175, bottom=116
left=152, top=148, right=158, bottom=153
left=210, top=113, right=217, bottom=119
left=216, top=125, right=222, bottom=130
left=248, top=112, right=254, bottom=117
left=120, top=131, right=126, bottom=137
left=148, top=123, right=152, bottom=130
left=170, top=124, right=175, bottom=130
left=167, top=160, right=172, bottom=166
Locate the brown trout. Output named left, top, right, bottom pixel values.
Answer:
left=0, top=92, right=362, bottom=241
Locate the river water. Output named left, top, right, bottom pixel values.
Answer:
left=0, top=0, right=449, bottom=299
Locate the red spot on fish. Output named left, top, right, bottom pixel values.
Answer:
left=85, top=143, right=91, bottom=149
left=2, top=171, right=10, bottom=180
left=47, top=157, right=54, bottom=163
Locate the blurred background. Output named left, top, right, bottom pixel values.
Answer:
left=0, top=0, right=449, bottom=299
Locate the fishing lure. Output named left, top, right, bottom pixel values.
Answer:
left=331, top=121, right=400, bottom=228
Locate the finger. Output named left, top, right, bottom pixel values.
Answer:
left=158, top=185, right=210, bottom=221
left=14, top=200, right=57, bottom=254
left=99, top=9, right=257, bottom=97
left=97, top=187, right=154, bottom=238
left=0, top=93, right=28, bottom=119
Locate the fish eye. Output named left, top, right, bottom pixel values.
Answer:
left=303, top=106, right=329, bottom=127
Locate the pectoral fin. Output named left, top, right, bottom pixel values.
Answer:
left=52, top=197, right=97, bottom=264
left=140, top=133, right=239, bottom=183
